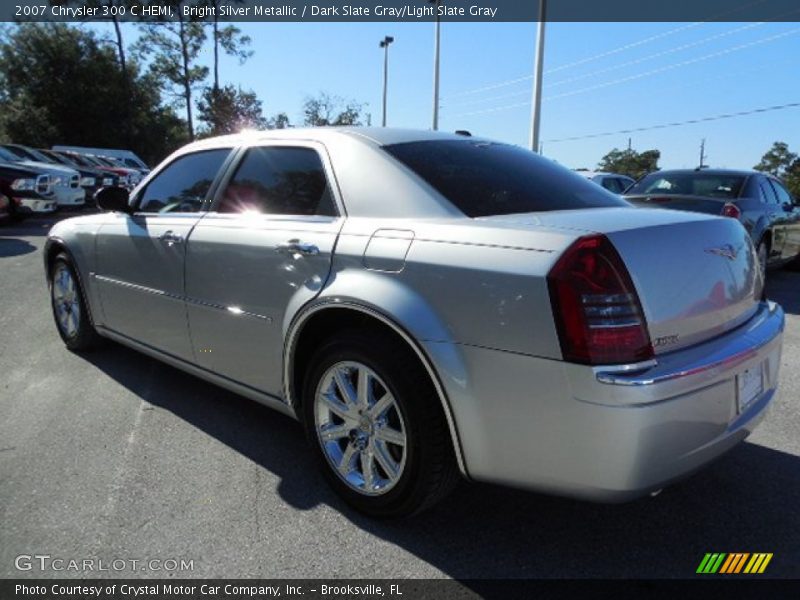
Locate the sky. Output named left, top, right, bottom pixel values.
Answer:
left=98, top=20, right=799, bottom=170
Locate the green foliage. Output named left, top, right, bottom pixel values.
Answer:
left=0, top=23, right=187, bottom=165
left=303, top=92, right=367, bottom=127
left=267, top=112, right=292, bottom=129
left=134, top=8, right=209, bottom=139
left=754, top=141, right=800, bottom=198
left=197, top=85, right=267, bottom=136
left=598, top=147, right=661, bottom=180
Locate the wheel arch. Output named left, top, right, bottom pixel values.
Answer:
left=284, top=301, right=469, bottom=478
left=44, top=236, right=100, bottom=329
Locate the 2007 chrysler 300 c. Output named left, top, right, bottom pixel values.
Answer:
left=44, top=128, right=784, bottom=516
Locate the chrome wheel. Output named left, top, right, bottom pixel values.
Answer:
left=52, top=264, right=81, bottom=338
left=314, top=361, right=407, bottom=496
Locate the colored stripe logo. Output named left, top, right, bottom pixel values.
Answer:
left=697, top=553, right=773, bottom=574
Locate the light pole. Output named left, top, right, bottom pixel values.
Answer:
left=380, top=36, right=394, bottom=127
left=529, top=0, right=546, bottom=152
left=431, top=0, right=441, bottom=130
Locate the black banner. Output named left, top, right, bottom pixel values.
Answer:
left=3, top=579, right=800, bottom=600
left=3, top=0, right=800, bottom=23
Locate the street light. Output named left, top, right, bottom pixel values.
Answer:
left=529, top=0, right=546, bottom=152
left=379, top=35, right=394, bottom=127
left=430, top=0, right=441, bottom=130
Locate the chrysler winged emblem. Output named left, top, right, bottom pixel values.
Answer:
left=705, top=243, right=738, bottom=261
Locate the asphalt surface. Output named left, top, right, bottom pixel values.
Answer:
left=1, top=213, right=799, bottom=582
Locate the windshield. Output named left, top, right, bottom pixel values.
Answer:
left=383, top=140, right=628, bottom=217
left=0, top=147, right=22, bottom=162
left=1, top=145, right=33, bottom=161
left=627, top=172, right=746, bottom=199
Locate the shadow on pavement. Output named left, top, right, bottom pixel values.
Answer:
left=0, top=237, right=37, bottom=257
left=766, top=269, right=800, bottom=315
left=83, top=341, right=800, bottom=580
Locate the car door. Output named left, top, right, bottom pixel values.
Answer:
left=768, top=177, right=800, bottom=261
left=94, top=147, right=234, bottom=361
left=184, top=142, right=344, bottom=397
left=755, top=176, right=786, bottom=262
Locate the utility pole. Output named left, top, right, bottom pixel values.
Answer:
left=699, top=138, right=707, bottom=168
left=431, top=0, right=441, bottom=130
left=528, top=0, right=547, bottom=152
left=627, top=137, right=632, bottom=151
left=379, top=36, right=394, bottom=127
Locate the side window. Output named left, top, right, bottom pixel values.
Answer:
left=217, top=146, right=336, bottom=216
left=758, top=178, right=778, bottom=204
left=137, top=148, right=232, bottom=213
left=600, top=177, right=623, bottom=194
left=768, top=179, right=793, bottom=206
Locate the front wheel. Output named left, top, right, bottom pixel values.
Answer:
left=302, top=330, right=459, bottom=517
left=49, top=253, right=102, bottom=351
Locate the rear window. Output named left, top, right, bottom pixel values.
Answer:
left=383, top=140, right=628, bottom=217
left=627, top=172, right=746, bottom=199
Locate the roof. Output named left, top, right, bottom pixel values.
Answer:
left=184, top=127, right=484, bottom=153
left=647, top=168, right=760, bottom=177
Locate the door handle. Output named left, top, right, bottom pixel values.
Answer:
left=275, top=239, right=319, bottom=257
left=159, top=231, right=184, bottom=246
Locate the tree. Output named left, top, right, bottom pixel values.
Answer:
left=205, top=0, right=252, bottom=90
left=303, top=92, right=366, bottom=127
left=0, top=23, right=186, bottom=165
left=755, top=142, right=800, bottom=198
left=267, top=112, right=291, bottom=129
left=134, top=4, right=208, bottom=140
left=197, top=85, right=267, bottom=136
left=598, top=147, right=660, bottom=180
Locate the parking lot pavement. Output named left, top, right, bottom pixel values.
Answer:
left=1, top=214, right=799, bottom=582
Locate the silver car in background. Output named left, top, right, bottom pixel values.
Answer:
left=44, top=128, right=784, bottom=516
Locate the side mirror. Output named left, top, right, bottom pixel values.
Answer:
left=95, top=186, right=131, bottom=213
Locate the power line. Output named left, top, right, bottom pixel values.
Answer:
left=445, top=57, right=796, bottom=119
left=440, top=0, right=780, bottom=101
left=544, top=27, right=800, bottom=102
left=443, top=21, right=777, bottom=109
left=546, top=21, right=767, bottom=89
left=542, top=102, right=800, bottom=144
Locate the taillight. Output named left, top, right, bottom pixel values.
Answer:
left=721, top=203, right=741, bottom=219
left=547, top=234, right=653, bottom=365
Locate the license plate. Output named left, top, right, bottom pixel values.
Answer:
left=737, top=363, right=764, bottom=413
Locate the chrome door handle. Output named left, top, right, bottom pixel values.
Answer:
left=160, top=231, right=184, bottom=246
left=275, top=239, right=319, bottom=257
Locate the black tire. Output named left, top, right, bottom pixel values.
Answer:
left=49, top=252, right=102, bottom=351
left=301, top=329, right=459, bottom=517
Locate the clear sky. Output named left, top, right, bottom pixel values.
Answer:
left=101, top=20, right=800, bottom=170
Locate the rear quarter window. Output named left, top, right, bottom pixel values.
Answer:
left=383, top=140, right=628, bottom=217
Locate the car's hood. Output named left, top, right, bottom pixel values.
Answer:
left=16, top=160, right=79, bottom=177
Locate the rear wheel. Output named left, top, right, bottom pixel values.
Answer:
left=49, top=253, right=101, bottom=351
left=302, top=329, right=459, bottom=517
left=756, top=239, right=768, bottom=297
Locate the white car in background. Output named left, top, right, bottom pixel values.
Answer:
left=0, top=145, right=85, bottom=207
left=577, top=170, right=636, bottom=194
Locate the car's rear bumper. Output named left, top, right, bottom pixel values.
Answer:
left=426, top=300, right=784, bottom=501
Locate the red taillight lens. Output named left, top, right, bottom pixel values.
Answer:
left=721, top=203, right=741, bottom=219
left=547, top=234, right=653, bottom=365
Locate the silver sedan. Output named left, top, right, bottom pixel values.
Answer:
left=44, top=128, right=784, bottom=516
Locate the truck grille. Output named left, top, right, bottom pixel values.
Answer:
left=36, top=174, right=52, bottom=195
left=70, top=174, right=80, bottom=188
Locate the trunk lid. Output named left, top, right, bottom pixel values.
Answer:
left=624, top=193, right=729, bottom=216
left=481, top=207, right=761, bottom=355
